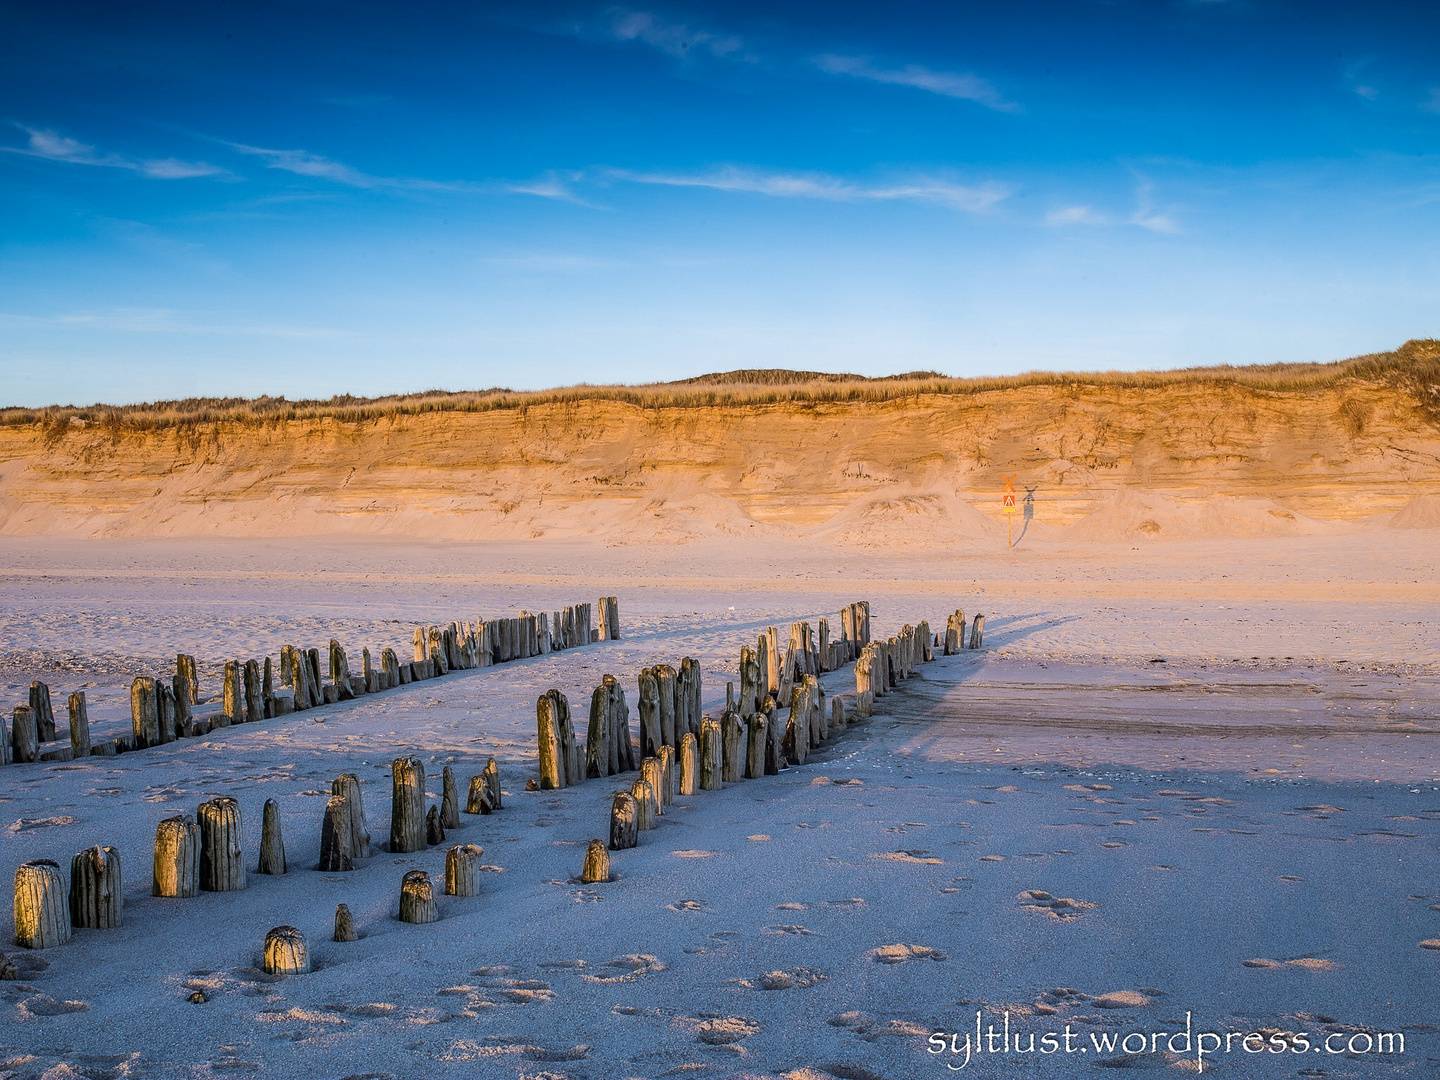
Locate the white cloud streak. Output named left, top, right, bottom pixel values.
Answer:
left=814, top=54, right=1019, bottom=112
left=611, top=165, right=1010, bottom=213
left=608, top=9, right=747, bottom=60
left=4, top=126, right=224, bottom=178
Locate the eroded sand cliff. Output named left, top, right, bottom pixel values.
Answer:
left=3, top=363, right=1438, bottom=544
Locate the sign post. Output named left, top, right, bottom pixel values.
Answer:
left=1002, top=475, right=1018, bottom=549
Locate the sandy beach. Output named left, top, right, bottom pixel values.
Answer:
left=1, top=532, right=1436, bottom=1078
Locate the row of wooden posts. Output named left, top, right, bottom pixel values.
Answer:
left=578, top=601, right=944, bottom=885
left=3, top=598, right=619, bottom=766
left=11, top=755, right=506, bottom=953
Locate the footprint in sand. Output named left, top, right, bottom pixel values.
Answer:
left=672, top=850, right=719, bottom=859
left=581, top=956, right=668, bottom=983
left=747, top=835, right=771, bottom=841
left=16, top=995, right=90, bottom=1018
left=747, top=969, right=826, bottom=990
left=979, top=855, right=1005, bottom=862
left=1243, top=958, right=1338, bottom=970
left=1421, top=940, right=1440, bottom=951
left=692, top=1016, right=761, bottom=1046
left=668, top=899, right=706, bottom=912
left=868, top=944, right=947, bottom=964
left=776, top=903, right=807, bottom=911
left=767, top=925, right=818, bottom=936
left=1018, top=890, right=1098, bottom=920
left=1092, top=990, right=1151, bottom=1008
left=873, top=850, right=943, bottom=865
left=825, top=898, right=865, bottom=908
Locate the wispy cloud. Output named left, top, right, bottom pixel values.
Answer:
left=502, top=170, right=599, bottom=205
left=0, top=307, right=352, bottom=339
left=229, top=143, right=382, bottom=187
left=814, top=54, right=1019, bottom=112
left=3, top=125, right=224, bottom=178
left=1129, top=179, right=1179, bottom=234
left=607, top=9, right=748, bottom=61
left=611, top=165, right=1009, bottom=213
left=1046, top=205, right=1110, bottom=227
left=1045, top=179, right=1180, bottom=233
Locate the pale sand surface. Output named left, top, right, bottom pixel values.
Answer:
left=1, top=533, right=1437, bottom=1078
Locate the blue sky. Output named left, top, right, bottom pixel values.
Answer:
left=2, top=1, right=1439, bottom=406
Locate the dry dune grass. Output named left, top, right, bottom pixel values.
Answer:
left=7, top=339, right=1438, bottom=436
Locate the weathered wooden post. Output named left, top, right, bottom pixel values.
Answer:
left=334, top=904, right=357, bottom=942
left=259, top=798, right=286, bottom=875
left=681, top=657, right=702, bottom=740
left=426, top=805, right=445, bottom=846
left=198, top=797, right=246, bottom=892
left=413, top=627, right=427, bottom=665
left=765, top=627, right=781, bottom=696
left=831, top=697, right=846, bottom=732
left=398, top=870, right=438, bottom=923
left=262, top=657, right=275, bottom=717
left=585, top=681, right=612, bottom=779
left=153, top=814, right=199, bottom=897
left=613, top=676, right=635, bottom=773
left=0, top=712, right=10, bottom=766
left=390, top=757, right=426, bottom=853
left=968, top=614, right=985, bottom=650
left=745, top=713, right=767, bottom=779
left=177, top=654, right=201, bottom=703
left=319, top=795, right=353, bottom=872
left=784, top=689, right=807, bottom=767
left=678, top=732, right=698, bottom=795
left=223, top=661, right=244, bottom=723
left=655, top=664, right=677, bottom=747
left=764, top=699, right=784, bottom=775
left=640, top=757, right=666, bottom=813
left=441, top=766, right=461, bottom=829
left=609, top=792, right=638, bottom=850
left=699, top=717, right=723, bottom=791
left=156, top=682, right=176, bottom=744
left=332, top=774, right=371, bottom=858
left=581, top=838, right=610, bottom=883
left=12, top=704, right=38, bottom=763
left=263, top=926, right=310, bottom=974
left=172, top=673, right=193, bottom=728
left=721, top=711, right=744, bottom=783
left=130, top=678, right=159, bottom=747
left=631, top=778, right=658, bottom=830
left=428, top=628, right=448, bottom=676
left=29, top=682, right=56, bottom=742
left=537, top=689, right=568, bottom=789
left=381, top=648, right=400, bottom=689
left=638, top=670, right=661, bottom=759
left=483, top=758, right=501, bottom=810
left=656, top=744, right=676, bottom=805
left=467, top=758, right=501, bottom=814
left=445, top=844, right=485, bottom=897
left=14, top=860, right=69, bottom=948
left=69, top=845, right=122, bottom=930
left=244, top=660, right=263, bottom=722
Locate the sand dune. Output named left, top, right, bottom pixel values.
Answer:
left=3, top=366, right=1439, bottom=543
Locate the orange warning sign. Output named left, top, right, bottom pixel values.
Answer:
left=1003, top=492, right=1017, bottom=513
